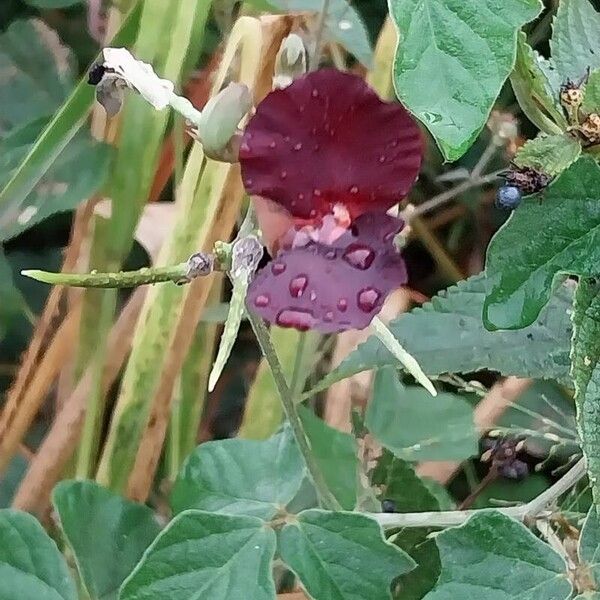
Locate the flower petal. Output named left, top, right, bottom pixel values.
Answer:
left=239, top=69, right=422, bottom=220
left=247, top=213, right=407, bottom=333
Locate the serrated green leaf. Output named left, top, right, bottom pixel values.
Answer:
left=484, top=156, right=600, bottom=330
left=372, top=453, right=442, bottom=600
left=0, top=19, right=74, bottom=136
left=571, top=278, right=600, bottom=509
left=260, top=0, right=372, bottom=66
left=367, top=368, right=478, bottom=461
left=0, top=119, right=111, bottom=241
left=510, top=33, right=567, bottom=133
left=52, top=481, right=161, bottom=600
left=171, top=428, right=306, bottom=519
left=423, top=511, right=572, bottom=600
left=278, top=509, right=415, bottom=600
left=298, top=405, right=359, bottom=510
left=390, top=0, right=542, bottom=161
left=0, top=509, right=77, bottom=600
left=578, top=507, right=600, bottom=587
left=306, top=273, right=573, bottom=398
left=513, top=133, right=581, bottom=177
left=583, top=69, right=600, bottom=114
left=551, top=0, right=600, bottom=83
left=119, top=510, right=276, bottom=600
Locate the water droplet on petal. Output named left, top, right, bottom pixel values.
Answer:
left=357, top=287, right=381, bottom=312
left=314, top=189, right=322, bottom=197
left=309, top=209, right=317, bottom=218
left=313, top=144, right=320, bottom=152
left=310, top=291, right=317, bottom=301
left=298, top=193, right=305, bottom=201
left=271, top=262, right=286, bottom=275
left=276, top=309, right=316, bottom=331
left=379, top=155, right=386, bottom=163
left=337, top=298, right=348, bottom=312
left=269, top=141, right=277, bottom=149
left=284, top=136, right=291, bottom=142
left=289, top=275, right=308, bottom=298
left=254, top=294, right=270, bottom=308
left=324, top=311, right=334, bottom=322
left=245, top=178, right=253, bottom=186
left=280, top=170, right=288, bottom=179
left=312, top=89, right=319, bottom=98
left=325, top=250, right=336, bottom=260
left=343, top=244, right=376, bottom=270
left=294, top=142, right=303, bottom=151
left=350, top=186, right=359, bottom=194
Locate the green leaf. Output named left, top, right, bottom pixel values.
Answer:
left=171, top=428, right=306, bottom=519
left=575, top=594, right=600, bottom=600
left=24, top=0, right=82, bottom=7
left=119, top=510, right=276, bottom=600
left=510, top=33, right=567, bottom=133
left=298, top=405, right=359, bottom=510
left=551, top=0, right=600, bottom=83
left=423, top=511, right=572, bottom=600
left=571, top=278, right=600, bottom=509
left=372, top=453, right=441, bottom=600
left=390, top=0, right=542, bottom=161
left=263, top=0, right=372, bottom=67
left=484, top=156, right=600, bottom=330
left=0, top=119, right=111, bottom=241
left=367, top=367, right=478, bottom=461
left=513, top=133, right=581, bottom=177
left=578, top=507, right=600, bottom=587
left=0, top=20, right=74, bottom=136
left=0, top=249, right=28, bottom=341
left=278, top=509, right=415, bottom=600
left=582, top=69, right=600, bottom=114
left=0, top=509, right=77, bottom=600
left=306, top=273, right=574, bottom=398
left=52, top=481, right=161, bottom=600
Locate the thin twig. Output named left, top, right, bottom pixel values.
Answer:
left=369, top=458, right=587, bottom=529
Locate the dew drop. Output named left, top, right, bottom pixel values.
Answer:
left=294, top=142, right=303, bottom=151
left=284, top=135, right=291, bottom=142
left=289, top=275, right=308, bottom=298
left=310, top=291, right=317, bottom=301
left=269, top=141, right=277, bottom=149
left=309, top=209, right=317, bottom=218
left=325, top=250, right=336, bottom=260
left=254, top=294, right=270, bottom=308
left=280, top=170, right=288, bottom=179
left=312, top=89, right=319, bottom=98
left=313, top=189, right=322, bottom=197
left=337, top=298, right=348, bottom=312
left=343, top=244, right=376, bottom=270
left=298, top=193, right=305, bottom=201
left=357, top=287, right=381, bottom=312
left=276, top=309, right=316, bottom=331
left=245, top=178, right=253, bottom=186
left=379, top=155, right=386, bottom=163
left=350, top=185, right=359, bottom=194
left=339, top=19, right=352, bottom=30
left=324, top=311, right=334, bottom=322
left=271, top=262, right=286, bottom=275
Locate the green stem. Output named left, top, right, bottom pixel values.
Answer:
left=290, top=331, right=308, bottom=397
left=21, top=263, right=188, bottom=288
left=246, top=310, right=341, bottom=511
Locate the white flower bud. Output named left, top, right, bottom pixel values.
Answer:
left=273, top=34, right=307, bottom=89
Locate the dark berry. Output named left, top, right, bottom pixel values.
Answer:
left=381, top=499, right=397, bottom=513
left=88, top=63, right=107, bottom=86
left=495, top=185, right=522, bottom=210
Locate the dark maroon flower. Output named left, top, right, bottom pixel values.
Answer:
left=239, top=69, right=422, bottom=222
left=247, top=213, right=407, bottom=333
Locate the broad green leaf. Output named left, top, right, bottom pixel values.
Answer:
left=571, top=279, right=600, bottom=509
left=372, top=453, right=441, bottom=600
left=473, top=474, right=550, bottom=508
left=0, top=250, right=28, bottom=341
left=510, top=33, right=567, bottom=133
left=0, top=4, right=141, bottom=218
left=0, top=20, right=74, bottom=136
left=390, top=0, right=542, bottom=161
left=578, top=507, right=600, bottom=587
left=551, top=0, right=600, bottom=83
left=0, top=119, right=111, bottom=241
left=575, top=594, right=600, bottom=600
left=262, top=0, right=372, bottom=67
left=278, top=509, right=415, bottom=600
left=119, top=510, right=276, bottom=600
left=305, top=273, right=574, bottom=398
left=421, top=478, right=455, bottom=511
left=484, top=156, right=600, bottom=330
left=52, top=481, right=161, bottom=600
left=423, top=511, right=572, bottom=600
left=299, top=405, right=359, bottom=510
left=513, top=133, right=581, bottom=177
left=0, top=509, right=77, bottom=600
left=367, top=368, right=478, bottom=461
left=171, top=428, right=306, bottom=519
left=583, top=69, right=600, bottom=114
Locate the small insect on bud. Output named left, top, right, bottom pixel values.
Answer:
left=196, top=83, right=252, bottom=162
left=505, top=165, right=551, bottom=195
left=88, top=62, right=107, bottom=86
left=273, top=33, right=308, bottom=90
left=495, top=185, right=522, bottom=210
left=580, top=112, right=600, bottom=144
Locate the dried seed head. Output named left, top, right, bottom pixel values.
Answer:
left=560, top=81, right=584, bottom=110
left=580, top=112, right=600, bottom=144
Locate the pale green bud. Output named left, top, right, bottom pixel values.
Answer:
left=273, top=33, right=307, bottom=89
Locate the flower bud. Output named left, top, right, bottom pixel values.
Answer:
left=273, top=33, right=307, bottom=89
left=196, top=82, right=252, bottom=162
